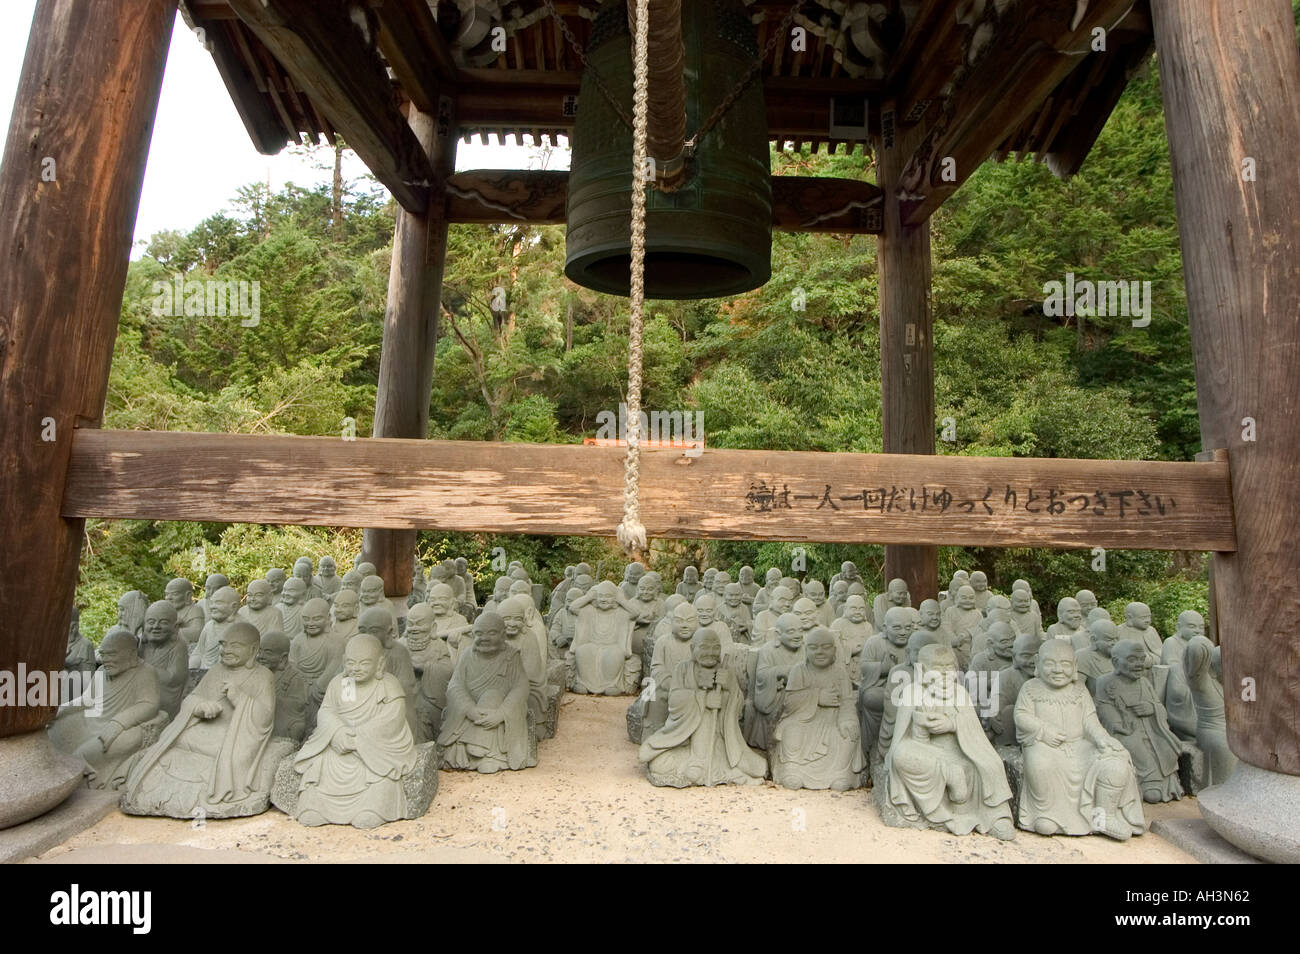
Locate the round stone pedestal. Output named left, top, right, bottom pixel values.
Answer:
left=1199, top=762, right=1300, bottom=863
left=0, top=730, right=86, bottom=829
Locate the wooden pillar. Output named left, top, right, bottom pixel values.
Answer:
left=1152, top=0, right=1300, bottom=776
left=875, top=104, right=938, bottom=603
left=0, top=0, right=176, bottom=739
left=362, top=98, right=457, bottom=598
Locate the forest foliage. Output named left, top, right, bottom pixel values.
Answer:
left=78, top=59, right=1208, bottom=640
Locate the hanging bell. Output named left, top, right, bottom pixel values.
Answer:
left=565, top=0, right=773, bottom=300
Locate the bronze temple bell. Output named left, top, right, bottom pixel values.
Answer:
left=564, top=0, right=773, bottom=300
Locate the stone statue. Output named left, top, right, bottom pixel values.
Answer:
left=744, top=612, right=806, bottom=750
left=792, top=596, right=821, bottom=637
left=830, top=560, right=861, bottom=592
left=692, top=593, right=734, bottom=652
left=650, top=606, right=700, bottom=696
left=968, top=571, right=992, bottom=612
left=676, top=565, right=702, bottom=601
left=875, top=629, right=941, bottom=763
left=710, top=570, right=731, bottom=601
left=64, top=606, right=96, bottom=676
left=357, top=606, right=425, bottom=743
left=340, top=569, right=364, bottom=593
left=751, top=585, right=795, bottom=645
left=1014, top=640, right=1145, bottom=840
left=545, top=565, right=574, bottom=625
left=1075, top=589, right=1099, bottom=618
left=1086, top=606, right=1113, bottom=626
left=426, top=583, right=472, bottom=659
left=355, top=560, right=378, bottom=578
left=969, top=621, right=1016, bottom=680
left=827, top=579, right=849, bottom=620
left=277, top=578, right=308, bottom=640
left=118, top=590, right=149, bottom=638
left=970, top=606, right=1012, bottom=659
left=165, top=578, right=205, bottom=648
left=1160, top=610, right=1206, bottom=740
left=940, top=571, right=969, bottom=612
left=482, top=577, right=511, bottom=616
left=1117, top=601, right=1163, bottom=666
left=857, top=607, right=912, bottom=759
left=191, top=585, right=241, bottom=670
left=51, top=629, right=165, bottom=790
left=330, top=588, right=361, bottom=644
left=831, top=594, right=873, bottom=686
left=620, top=561, right=646, bottom=602
left=884, top=645, right=1015, bottom=839
left=719, top=583, right=753, bottom=644
left=358, top=576, right=396, bottom=619
left=568, top=582, right=639, bottom=695
left=770, top=627, right=864, bottom=791
left=290, top=597, right=344, bottom=725
left=801, top=580, right=834, bottom=627
left=549, top=587, right=582, bottom=651
left=751, top=567, right=785, bottom=615
left=1182, top=635, right=1236, bottom=785
left=1047, top=597, right=1090, bottom=651
left=402, top=603, right=453, bottom=738
left=500, top=594, right=559, bottom=738
left=701, top=567, right=718, bottom=594
left=317, top=556, right=341, bottom=603
left=292, top=634, right=420, bottom=828
left=455, top=557, right=477, bottom=613
left=1008, top=586, right=1044, bottom=638
left=292, top=557, right=323, bottom=602
left=238, top=579, right=284, bottom=636
left=736, top=565, right=759, bottom=606
left=873, top=578, right=912, bottom=631
left=569, top=572, right=595, bottom=599
left=140, top=600, right=189, bottom=719
left=942, top=586, right=983, bottom=660
left=1010, top=579, right=1042, bottom=618
left=1095, top=639, right=1185, bottom=802
left=258, top=632, right=308, bottom=742
left=438, top=612, right=535, bottom=772
left=265, top=568, right=287, bottom=600
left=629, top=571, right=666, bottom=655
left=639, top=630, right=767, bottom=788
left=915, top=598, right=958, bottom=667
left=1076, top=619, right=1120, bottom=696
left=409, top=565, right=429, bottom=608
left=198, top=572, right=229, bottom=619
left=119, top=621, right=281, bottom=818
left=984, top=633, right=1040, bottom=747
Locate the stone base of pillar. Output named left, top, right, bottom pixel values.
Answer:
left=0, top=730, right=86, bottom=830
left=1198, top=762, right=1300, bottom=863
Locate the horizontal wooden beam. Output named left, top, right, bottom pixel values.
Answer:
left=445, top=171, right=883, bottom=233
left=64, top=431, right=1236, bottom=551
left=373, top=0, right=458, bottom=114
left=226, top=0, right=435, bottom=212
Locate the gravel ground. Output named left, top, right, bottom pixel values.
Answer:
left=32, top=694, right=1199, bottom=864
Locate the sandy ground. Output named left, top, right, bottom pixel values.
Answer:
left=32, top=695, right=1199, bottom=864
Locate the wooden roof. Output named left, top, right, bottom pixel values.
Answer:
left=182, top=0, right=1153, bottom=221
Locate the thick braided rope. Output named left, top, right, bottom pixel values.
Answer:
left=616, top=0, right=650, bottom=557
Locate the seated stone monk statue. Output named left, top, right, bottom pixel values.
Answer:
left=265, top=568, right=287, bottom=601
left=290, top=598, right=344, bottom=721
left=1014, top=640, right=1146, bottom=840
left=968, top=621, right=1016, bottom=680
left=1160, top=610, right=1206, bottom=741
left=968, top=571, right=993, bottom=613
left=357, top=606, right=426, bottom=744
left=404, top=602, right=454, bottom=737
left=744, top=612, right=806, bottom=750
left=567, top=581, right=640, bottom=695
left=1182, top=635, right=1236, bottom=785
left=258, top=632, right=309, bottom=742
left=676, top=565, right=703, bottom=601
left=1008, top=586, right=1044, bottom=638
left=197, top=572, right=229, bottom=621
left=1076, top=589, right=1099, bottom=618
left=875, top=629, right=941, bottom=764
left=1095, top=639, right=1185, bottom=803
left=51, top=629, right=166, bottom=790
left=438, top=612, right=536, bottom=773
left=1117, top=601, right=1163, bottom=667
left=64, top=606, right=97, bottom=676
left=482, top=576, right=511, bottom=616
left=425, top=583, right=472, bottom=659
left=329, top=588, right=361, bottom=644
left=291, top=556, right=323, bottom=602
left=239, top=579, right=285, bottom=636
left=639, top=630, right=767, bottom=788
left=751, top=567, right=784, bottom=615
left=1075, top=619, right=1121, bottom=697
left=549, top=586, right=583, bottom=651
left=119, top=621, right=278, bottom=818
left=802, top=580, right=834, bottom=627
left=751, top=585, right=795, bottom=645
left=857, top=607, right=912, bottom=758
left=736, top=565, right=759, bottom=607
left=1047, top=597, right=1090, bottom=651
left=770, top=627, right=864, bottom=791
left=983, top=633, right=1040, bottom=747
left=500, top=594, right=558, bottom=738
left=828, top=579, right=849, bottom=620
left=915, top=599, right=956, bottom=664
left=710, top=570, right=731, bottom=601
left=165, top=578, right=205, bottom=648
left=292, top=634, right=419, bottom=829
left=277, top=578, right=308, bottom=641
left=719, top=583, right=753, bottom=645
left=317, top=556, right=342, bottom=604
left=191, top=585, right=242, bottom=670
left=140, top=600, right=189, bottom=719
left=884, top=645, right=1015, bottom=839
left=942, top=586, right=983, bottom=657
left=873, top=578, right=912, bottom=631
left=620, top=561, right=646, bottom=601
left=831, top=595, right=874, bottom=685
left=358, top=575, right=397, bottom=620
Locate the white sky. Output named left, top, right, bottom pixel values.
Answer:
left=0, top=3, right=570, bottom=252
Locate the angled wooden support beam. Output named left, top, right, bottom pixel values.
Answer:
left=373, top=0, right=459, bottom=114
left=64, top=431, right=1236, bottom=552
left=443, top=170, right=883, bottom=233
left=226, top=0, right=435, bottom=212
left=895, top=0, right=1136, bottom=225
